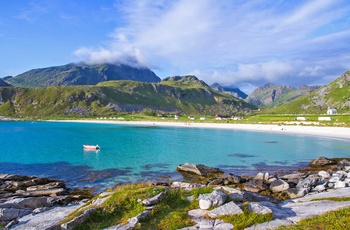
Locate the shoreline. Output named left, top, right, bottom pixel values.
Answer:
left=49, top=119, right=350, bottom=141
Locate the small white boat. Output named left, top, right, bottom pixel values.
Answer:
left=83, top=144, right=100, bottom=150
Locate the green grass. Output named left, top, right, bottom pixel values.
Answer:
left=278, top=206, right=350, bottom=230
left=220, top=204, right=274, bottom=230
left=311, top=197, right=350, bottom=202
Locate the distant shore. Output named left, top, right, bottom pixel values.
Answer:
left=50, top=119, right=350, bottom=141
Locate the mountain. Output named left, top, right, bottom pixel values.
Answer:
left=4, top=63, right=160, bottom=87
left=0, top=75, right=256, bottom=117
left=0, top=78, right=11, bottom=86
left=267, top=71, right=350, bottom=114
left=210, top=83, right=248, bottom=99
left=245, top=83, right=320, bottom=107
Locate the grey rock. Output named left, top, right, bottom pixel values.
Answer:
left=318, top=170, right=330, bottom=179
left=177, top=163, right=223, bottom=176
left=224, top=174, right=245, bottom=184
left=312, top=183, right=327, bottom=192
left=0, top=197, right=50, bottom=209
left=61, top=208, right=96, bottom=230
left=254, top=172, right=265, bottom=181
left=245, top=219, right=294, bottom=230
left=142, top=190, right=167, bottom=206
left=244, top=179, right=267, bottom=193
left=286, top=188, right=308, bottom=199
left=296, top=174, right=321, bottom=191
left=0, top=207, right=32, bottom=221
left=243, top=192, right=280, bottom=203
left=208, top=201, right=243, bottom=218
left=337, top=159, right=350, bottom=167
left=270, top=179, right=289, bottom=193
left=334, top=181, right=346, bottom=189
left=198, top=189, right=227, bottom=210
left=248, top=202, right=273, bottom=215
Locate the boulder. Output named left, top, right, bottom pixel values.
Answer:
left=198, top=189, right=227, bottom=210
left=248, top=202, right=273, bottom=215
left=296, top=174, right=321, bottom=191
left=208, top=201, right=243, bottom=218
left=312, top=183, right=327, bottom=192
left=286, top=188, right=308, bottom=199
left=218, top=186, right=244, bottom=202
left=177, top=163, right=223, bottom=176
left=61, top=208, right=96, bottom=230
left=244, top=179, right=267, bottom=193
left=0, top=207, right=32, bottom=221
left=309, top=156, right=336, bottom=167
left=142, top=191, right=167, bottom=206
left=270, top=179, right=289, bottom=193
left=224, top=173, right=246, bottom=184
left=318, top=170, right=331, bottom=179
left=337, top=159, right=350, bottom=167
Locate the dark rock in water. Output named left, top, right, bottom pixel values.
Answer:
left=177, top=163, right=223, bottom=176
left=309, top=156, right=336, bottom=167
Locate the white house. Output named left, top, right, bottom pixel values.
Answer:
left=327, top=108, right=337, bottom=115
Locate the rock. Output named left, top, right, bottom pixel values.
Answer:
left=199, top=199, right=212, bottom=210
left=177, top=163, right=223, bottom=176
left=318, top=170, right=331, bottom=179
left=0, top=197, right=50, bottom=209
left=213, top=220, right=234, bottom=230
left=245, top=219, right=294, bottom=230
left=334, top=181, right=346, bottom=189
left=224, top=173, right=246, bottom=184
left=26, top=181, right=65, bottom=191
left=270, top=179, right=289, bottom=193
left=198, top=189, right=227, bottom=210
left=309, top=156, right=336, bottom=167
left=208, top=201, right=243, bottom=218
left=248, top=202, right=273, bottom=214
left=218, top=186, right=244, bottom=202
left=254, top=172, right=265, bottom=180
left=244, top=179, right=267, bottom=193
left=243, top=192, right=280, bottom=203
left=187, top=209, right=208, bottom=223
left=312, top=183, right=327, bottom=192
left=61, top=208, right=96, bottom=230
left=142, top=191, right=167, bottom=206
left=296, top=174, right=321, bottom=191
left=0, top=207, right=32, bottom=221
left=337, top=159, right=350, bottom=167
left=286, top=188, right=308, bottom=198
left=17, top=188, right=66, bottom=197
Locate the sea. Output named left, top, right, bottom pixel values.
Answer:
left=1, top=121, right=349, bottom=191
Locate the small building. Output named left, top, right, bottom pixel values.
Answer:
left=327, top=108, right=337, bottom=115
left=215, top=115, right=222, bottom=120
left=174, top=114, right=179, bottom=120
left=296, top=117, right=307, bottom=121
left=200, top=117, right=206, bottom=121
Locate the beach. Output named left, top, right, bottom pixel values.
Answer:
left=53, top=119, right=350, bottom=141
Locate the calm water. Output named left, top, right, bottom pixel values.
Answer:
left=1, top=121, right=349, bottom=190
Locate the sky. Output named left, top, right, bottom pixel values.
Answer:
left=1, top=0, right=350, bottom=93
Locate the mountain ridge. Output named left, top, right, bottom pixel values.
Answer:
left=210, top=83, right=248, bottom=99
left=4, top=63, right=161, bottom=87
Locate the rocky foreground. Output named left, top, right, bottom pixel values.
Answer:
left=1, top=156, right=350, bottom=229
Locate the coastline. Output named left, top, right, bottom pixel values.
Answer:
left=50, top=119, right=350, bottom=141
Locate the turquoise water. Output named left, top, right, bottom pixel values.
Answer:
left=1, top=121, right=349, bottom=190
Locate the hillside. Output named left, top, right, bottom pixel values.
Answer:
left=266, top=71, right=350, bottom=114
left=4, top=63, right=160, bottom=87
left=210, top=83, right=247, bottom=99
left=0, top=78, right=11, bottom=86
left=0, top=76, right=256, bottom=118
left=245, top=83, right=320, bottom=107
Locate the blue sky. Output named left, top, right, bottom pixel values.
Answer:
left=1, top=0, right=350, bottom=93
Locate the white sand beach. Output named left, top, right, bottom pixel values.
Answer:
left=51, top=120, right=350, bottom=141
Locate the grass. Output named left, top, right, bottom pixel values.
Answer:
left=311, top=197, right=350, bottom=202
left=220, top=204, right=274, bottom=230
left=277, top=207, right=350, bottom=230
left=69, top=184, right=277, bottom=230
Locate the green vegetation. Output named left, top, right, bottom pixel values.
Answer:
left=4, top=63, right=160, bottom=87
left=70, top=184, right=274, bottom=230
left=0, top=76, right=256, bottom=118
left=265, top=71, right=350, bottom=114
left=278, top=206, right=350, bottom=230
left=311, top=197, right=350, bottom=202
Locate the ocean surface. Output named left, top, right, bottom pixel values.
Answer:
left=1, top=121, right=349, bottom=191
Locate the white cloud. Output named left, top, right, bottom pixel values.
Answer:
left=73, top=0, right=350, bottom=90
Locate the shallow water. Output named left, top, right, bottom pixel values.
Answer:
left=1, top=121, right=349, bottom=190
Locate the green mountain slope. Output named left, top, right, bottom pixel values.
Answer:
left=245, top=83, right=320, bottom=107
left=0, top=76, right=256, bottom=118
left=266, top=71, right=350, bottom=114
left=4, top=63, right=160, bottom=87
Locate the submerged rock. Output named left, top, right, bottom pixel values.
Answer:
left=177, top=163, right=223, bottom=176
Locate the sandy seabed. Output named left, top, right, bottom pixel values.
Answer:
left=51, top=119, right=350, bottom=141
